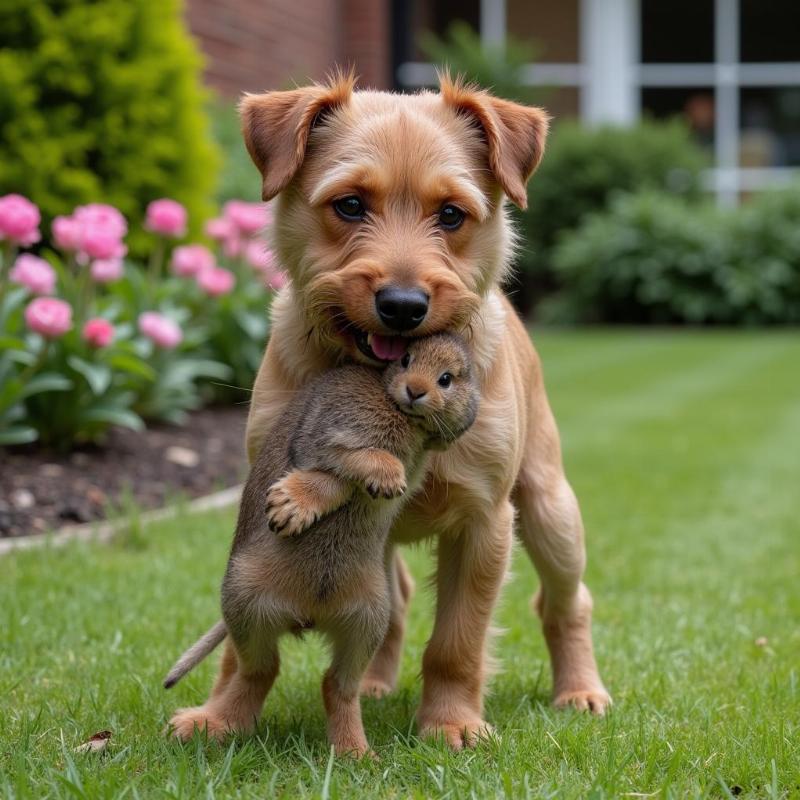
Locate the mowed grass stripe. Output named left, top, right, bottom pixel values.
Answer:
left=531, top=329, right=683, bottom=384
left=548, top=334, right=800, bottom=437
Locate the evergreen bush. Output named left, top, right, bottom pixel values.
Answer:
left=0, top=0, right=219, bottom=255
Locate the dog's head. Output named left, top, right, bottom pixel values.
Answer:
left=240, top=72, right=548, bottom=364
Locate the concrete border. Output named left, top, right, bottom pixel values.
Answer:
left=0, top=484, right=242, bottom=557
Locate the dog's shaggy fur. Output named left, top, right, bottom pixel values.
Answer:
left=181, top=73, right=610, bottom=750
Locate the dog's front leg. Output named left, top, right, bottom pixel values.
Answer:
left=417, top=499, right=513, bottom=750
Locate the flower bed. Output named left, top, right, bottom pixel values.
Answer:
left=0, top=194, right=284, bottom=450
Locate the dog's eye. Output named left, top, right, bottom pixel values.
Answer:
left=438, top=372, right=453, bottom=388
left=401, top=353, right=411, bottom=368
left=438, top=205, right=465, bottom=231
left=333, top=196, right=365, bottom=221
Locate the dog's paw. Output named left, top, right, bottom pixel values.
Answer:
left=265, top=477, right=319, bottom=537
left=330, top=735, right=374, bottom=759
left=553, top=687, right=612, bottom=715
left=168, top=706, right=229, bottom=742
left=418, top=718, right=495, bottom=751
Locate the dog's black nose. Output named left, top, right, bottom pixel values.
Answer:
left=375, top=287, right=429, bottom=331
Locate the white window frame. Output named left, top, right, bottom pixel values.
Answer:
left=395, top=0, right=800, bottom=205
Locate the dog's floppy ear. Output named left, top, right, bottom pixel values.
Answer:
left=440, top=74, right=549, bottom=210
left=240, top=73, right=355, bottom=201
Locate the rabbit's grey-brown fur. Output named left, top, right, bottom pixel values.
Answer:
left=167, top=334, right=478, bottom=756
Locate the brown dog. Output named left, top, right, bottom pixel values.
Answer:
left=191, top=71, right=609, bottom=750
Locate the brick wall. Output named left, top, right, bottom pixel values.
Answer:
left=185, top=0, right=390, bottom=98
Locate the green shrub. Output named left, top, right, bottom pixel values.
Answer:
left=547, top=187, right=800, bottom=325
left=0, top=0, right=219, bottom=255
left=519, top=121, right=708, bottom=285
left=728, top=186, right=800, bottom=321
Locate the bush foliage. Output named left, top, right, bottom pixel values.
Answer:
left=547, top=187, right=800, bottom=325
left=0, top=0, right=219, bottom=254
left=519, top=121, right=708, bottom=282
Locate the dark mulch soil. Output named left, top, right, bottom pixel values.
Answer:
left=0, top=406, right=249, bottom=538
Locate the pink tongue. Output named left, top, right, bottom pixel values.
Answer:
left=370, top=334, right=406, bottom=361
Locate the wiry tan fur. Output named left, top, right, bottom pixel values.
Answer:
left=190, top=72, right=609, bottom=751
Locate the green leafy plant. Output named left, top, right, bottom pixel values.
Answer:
left=547, top=186, right=800, bottom=325
left=0, top=0, right=219, bottom=255
left=519, top=121, right=708, bottom=285
left=0, top=195, right=283, bottom=450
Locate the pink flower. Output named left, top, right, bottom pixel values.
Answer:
left=206, top=217, right=243, bottom=259
left=90, top=258, right=124, bottom=284
left=170, top=244, right=215, bottom=277
left=197, top=266, right=235, bottom=297
left=9, top=254, right=56, bottom=295
left=204, top=217, right=233, bottom=242
left=0, top=194, right=41, bottom=247
left=267, top=270, right=288, bottom=291
left=52, top=215, right=82, bottom=251
left=138, top=311, right=182, bottom=349
left=244, top=240, right=276, bottom=272
left=223, top=235, right=244, bottom=260
left=223, top=201, right=267, bottom=236
left=75, top=203, right=127, bottom=238
left=24, top=297, right=72, bottom=338
left=82, top=318, right=115, bottom=348
left=145, top=199, right=188, bottom=238
left=73, top=203, right=128, bottom=261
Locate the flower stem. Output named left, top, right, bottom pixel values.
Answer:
left=149, top=239, right=165, bottom=287
left=0, top=241, right=18, bottom=308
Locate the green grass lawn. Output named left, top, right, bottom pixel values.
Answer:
left=2, top=330, right=799, bottom=799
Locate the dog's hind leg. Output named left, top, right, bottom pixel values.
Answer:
left=360, top=548, right=414, bottom=697
left=514, top=401, right=611, bottom=714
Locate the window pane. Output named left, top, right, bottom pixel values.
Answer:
left=641, top=0, right=714, bottom=63
left=740, top=87, right=800, bottom=167
left=740, top=0, right=800, bottom=63
left=507, top=0, right=579, bottom=62
left=641, top=88, right=715, bottom=153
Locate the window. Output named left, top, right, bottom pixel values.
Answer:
left=393, top=0, right=800, bottom=203
left=740, top=0, right=800, bottom=63
left=641, top=0, right=714, bottom=63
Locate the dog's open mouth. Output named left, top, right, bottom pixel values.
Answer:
left=352, top=328, right=408, bottom=362
left=331, top=312, right=410, bottom=362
